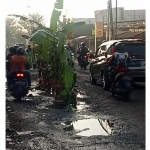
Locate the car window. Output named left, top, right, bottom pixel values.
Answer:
left=96, top=45, right=106, bottom=57
left=107, top=45, right=113, bottom=55
left=123, top=43, right=145, bottom=55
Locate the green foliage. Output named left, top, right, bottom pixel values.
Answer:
left=8, top=0, right=85, bottom=109
left=50, top=0, right=63, bottom=32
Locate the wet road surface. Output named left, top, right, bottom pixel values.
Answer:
left=6, top=64, right=145, bottom=150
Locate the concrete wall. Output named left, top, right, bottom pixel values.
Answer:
left=73, top=18, right=95, bottom=24
left=95, top=7, right=124, bottom=23
left=124, top=10, right=145, bottom=21
left=95, top=8, right=145, bottom=23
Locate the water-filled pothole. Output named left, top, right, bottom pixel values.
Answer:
left=62, top=118, right=112, bottom=136
left=77, top=102, right=89, bottom=110
left=16, top=131, right=33, bottom=135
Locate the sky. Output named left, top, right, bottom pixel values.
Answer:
left=5, top=0, right=146, bottom=27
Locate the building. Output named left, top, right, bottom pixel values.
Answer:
left=73, top=18, right=95, bottom=24
left=95, top=8, right=145, bottom=23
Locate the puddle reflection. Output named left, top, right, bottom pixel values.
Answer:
left=62, top=119, right=112, bottom=136
left=77, top=102, right=89, bottom=110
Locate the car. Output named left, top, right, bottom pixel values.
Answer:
left=89, top=39, right=145, bottom=90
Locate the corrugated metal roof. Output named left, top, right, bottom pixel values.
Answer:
left=116, top=31, right=145, bottom=39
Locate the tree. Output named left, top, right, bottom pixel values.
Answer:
left=6, top=17, right=27, bottom=47
left=6, top=13, right=46, bottom=47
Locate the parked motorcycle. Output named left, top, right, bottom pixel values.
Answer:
left=80, top=55, right=89, bottom=70
left=111, top=69, right=133, bottom=100
left=9, top=71, right=29, bottom=101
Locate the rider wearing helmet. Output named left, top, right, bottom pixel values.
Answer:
left=13, top=45, right=19, bottom=55
left=79, top=42, right=89, bottom=57
left=108, top=42, right=129, bottom=89
left=7, top=47, right=31, bottom=90
left=77, top=42, right=88, bottom=64
left=6, top=46, right=16, bottom=74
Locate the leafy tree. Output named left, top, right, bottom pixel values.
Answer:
left=6, top=13, right=46, bottom=47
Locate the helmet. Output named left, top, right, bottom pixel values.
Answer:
left=13, top=45, right=19, bottom=54
left=9, top=46, right=14, bottom=53
left=115, top=42, right=125, bottom=52
left=81, top=42, right=86, bottom=47
left=16, top=47, right=24, bottom=55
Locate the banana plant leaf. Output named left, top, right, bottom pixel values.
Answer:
left=60, top=64, right=75, bottom=96
left=50, top=0, right=63, bottom=32
left=55, top=0, right=63, bottom=9
left=29, top=29, right=57, bottom=45
left=50, top=10, right=62, bottom=32
left=60, top=22, right=85, bottom=34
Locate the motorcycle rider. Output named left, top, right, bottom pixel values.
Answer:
left=7, top=47, right=31, bottom=90
left=13, top=45, right=19, bottom=54
left=108, top=42, right=129, bottom=89
left=6, top=46, right=19, bottom=75
left=78, top=42, right=89, bottom=64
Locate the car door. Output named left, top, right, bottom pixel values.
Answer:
left=105, top=44, right=114, bottom=58
left=92, top=56, right=106, bottom=79
left=91, top=44, right=106, bottom=73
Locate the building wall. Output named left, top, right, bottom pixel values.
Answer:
left=73, top=24, right=94, bottom=37
left=95, top=8, right=145, bottom=23
left=73, top=18, right=95, bottom=24
left=124, top=10, right=145, bottom=21
left=95, top=7, right=124, bottom=23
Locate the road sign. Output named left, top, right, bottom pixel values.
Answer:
left=95, top=23, right=103, bottom=38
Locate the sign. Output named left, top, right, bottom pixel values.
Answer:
left=95, top=23, right=103, bottom=38
left=92, top=29, right=95, bottom=35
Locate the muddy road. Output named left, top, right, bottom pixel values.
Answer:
left=6, top=64, right=145, bottom=150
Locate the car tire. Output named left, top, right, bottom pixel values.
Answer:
left=90, top=72, right=97, bottom=84
left=102, top=73, right=110, bottom=91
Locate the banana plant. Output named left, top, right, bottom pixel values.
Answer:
left=8, top=0, right=85, bottom=108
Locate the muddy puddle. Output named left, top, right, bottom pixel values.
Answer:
left=62, top=118, right=112, bottom=136
left=76, top=102, right=89, bottom=110
left=77, top=92, right=89, bottom=98
left=16, top=131, right=33, bottom=135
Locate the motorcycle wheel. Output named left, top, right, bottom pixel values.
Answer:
left=16, top=96, right=21, bottom=101
left=111, top=91, right=115, bottom=97
left=124, top=93, right=130, bottom=101
left=111, top=87, right=115, bottom=97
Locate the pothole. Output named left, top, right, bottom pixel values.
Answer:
left=62, top=118, right=113, bottom=136
left=16, top=131, right=34, bottom=135
left=76, top=102, right=89, bottom=110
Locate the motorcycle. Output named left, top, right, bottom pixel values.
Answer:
left=80, top=55, right=89, bottom=70
left=111, top=68, right=133, bottom=100
left=9, top=71, right=29, bottom=101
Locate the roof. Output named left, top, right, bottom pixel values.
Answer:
left=116, top=31, right=145, bottom=39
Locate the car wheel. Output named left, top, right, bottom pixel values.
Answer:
left=102, top=74, right=110, bottom=90
left=90, top=72, right=97, bottom=84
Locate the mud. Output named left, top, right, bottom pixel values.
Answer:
left=6, top=64, right=145, bottom=150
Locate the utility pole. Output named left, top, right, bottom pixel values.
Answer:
left=115, top=0, right=117, bottom=39
left=109, top=0, right=114, bottom=40
left=103, top=16, right=104, bottom=40
left=107, top=0, right=110, bottom=41
left=95, top=23, right=97, bottom=52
